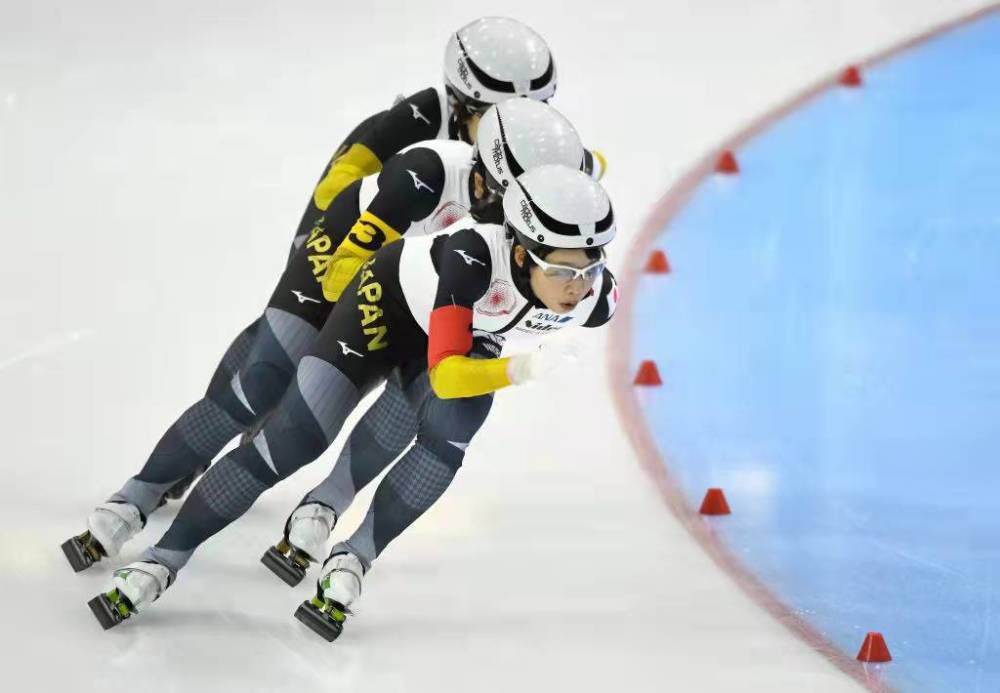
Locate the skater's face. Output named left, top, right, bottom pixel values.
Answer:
left=515, top=246, right=605, bottom=314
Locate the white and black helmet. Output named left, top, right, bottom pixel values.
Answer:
left=475, top=99, right=584, bottom=193
left=503, top=165, right=616, bottom=252
left=444, top=17, right=557, bottom=114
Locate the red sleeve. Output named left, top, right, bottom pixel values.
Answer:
left=427, top=305, right=473, bottom=370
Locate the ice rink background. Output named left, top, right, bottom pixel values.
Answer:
left=0, top=1, right=992, bottom=691
left=629, top=10, right=1000, bottom=692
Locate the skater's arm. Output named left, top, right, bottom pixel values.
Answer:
left=311, top=87, right=445, bottom=211
left=581, top=269, right=619, bottom=328
left=321, top=147, right=446, bottom=301
left=426, top=229, right=514, bottom=399
left=582, top=148, right=608, bottom=181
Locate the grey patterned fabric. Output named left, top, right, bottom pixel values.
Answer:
left=176, top=398, right=243, bottom=458
left=194, top=456, right=270, bottom=520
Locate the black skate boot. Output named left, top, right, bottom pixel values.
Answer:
left=88, top=561, right=174, bottom=630
left=293, top=552, right=362, bottom=642
left=261, top=538, right=311, bottom=587
left=61, top=531, right=105, bottom=573
left=294, top=595, right=347, bottom=643
left=88, top=588, right=135, bottom=630
left=260, top=503, right=336, bottom=587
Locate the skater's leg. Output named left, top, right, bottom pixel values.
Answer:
left=303, top=360, right=429, bottom=515
left=108, top=307, right=318, bottom=518
left=297, top=389, right=493, bottom=639
left=143, top=355, right=367, bottom=574
left=141, top=248, right=423, bottom=576
left=108, top=220, right=344, bottom=519
left=204, top=318, right=260, bottom=398
left=331, top=389, right=494, bottom=570
left=263, top=362, right=428, bottom=583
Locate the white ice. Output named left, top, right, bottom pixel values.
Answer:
left=0, top=1, right=987, bottom=691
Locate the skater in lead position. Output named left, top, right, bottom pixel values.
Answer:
left=62, top=98, right=593, bottom=572
left=88, top=164, right=618, bottom=643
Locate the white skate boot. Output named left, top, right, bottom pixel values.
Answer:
left=88, top=560, right=174, bottom=630
left=294, top=552, right=365, bottom=643
left=61, top=501, right=144, bottom=573
left=261, top=502, right=337, bottom=587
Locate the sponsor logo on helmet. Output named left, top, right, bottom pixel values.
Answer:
left=519, top=200, right=537, bottom=232
left=457, top=59, right=473, bottom=90
left=491, top=139, right=504, bottom=175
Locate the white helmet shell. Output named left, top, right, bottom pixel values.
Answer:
left=503, top=165, right=616, bottom=250
left=476, top=99, right=583, bottom=191
left=444, top=17, right=557, bottom=107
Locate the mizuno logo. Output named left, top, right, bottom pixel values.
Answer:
left=338, top=341, right=364, bottom=358
left=410, top=103, right=431, bottom=125
left=454, top=249, right=486, bottom=267
left=291, top=290, right=321, bottom=304
left=407, top=169, right=435, bottom=194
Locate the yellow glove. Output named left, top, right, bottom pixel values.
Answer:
left=321, top=211, right=402, bottom=302
left=312, top=144, right=382, bottom=211
left=589, top=149, right=608, bottom=181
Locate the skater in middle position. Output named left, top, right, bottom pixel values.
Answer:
left=89, top=164, right=618, bottom=642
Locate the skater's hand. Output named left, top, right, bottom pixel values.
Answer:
left=506, top=336, right=582, bottom=386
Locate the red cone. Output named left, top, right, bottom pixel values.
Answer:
left=715, top=150, right=739, bottom=174
left=644, top=250, right=671, bottom=274
left=839, top=65, right=862, bottom=87
left=699, top=488, right=731, bottom=515
left=633, top=360, right=662, bottom=386
left=857, top=632, right=892, bottom=662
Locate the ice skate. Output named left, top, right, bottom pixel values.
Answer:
left=61, top=501, right=143, bottom=573
left=88, top=560, right=174, bottom=630
left=261, top=503, right=337, bottom=586
left=294, top=552, right=364, bottom=642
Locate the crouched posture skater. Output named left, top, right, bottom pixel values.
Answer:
left=88, top=165, right=618, bottom=643
left=61, top=98, right=589, bottom=573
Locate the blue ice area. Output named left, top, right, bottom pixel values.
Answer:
left=633, top=13, right=1000, bottom=693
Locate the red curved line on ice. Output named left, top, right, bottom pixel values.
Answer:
left=606, top=4, right=1000, bottom=692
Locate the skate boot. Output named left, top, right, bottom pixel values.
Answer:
left=261, top=503, right=337, bottom=586
left=88, top=560, right=174, bottom=630
left=163, top=462, right=209, bottom=501
left=294, top=551, right=364, bottom=643
left=61, top=501, right=143, bottom=573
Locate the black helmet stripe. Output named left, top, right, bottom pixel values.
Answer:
left=528, top=199, right=583, bottom=236
left=518, top=180, right=585, bottom=238
left=529, top=57, right=555, bottom=90
left=456, top=35, right=551, bottom=95
left=495, top=112, right=524, bottom=178
left=596, top=205, right=615, bottom=232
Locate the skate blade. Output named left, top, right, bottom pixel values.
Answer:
left=61, top=536, right=96, bottom=573
left=261, top=546, right=306, bottom=587
left=88, top=593, right=126, bottom=630
left=294, top=600, right=343, bottom=642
